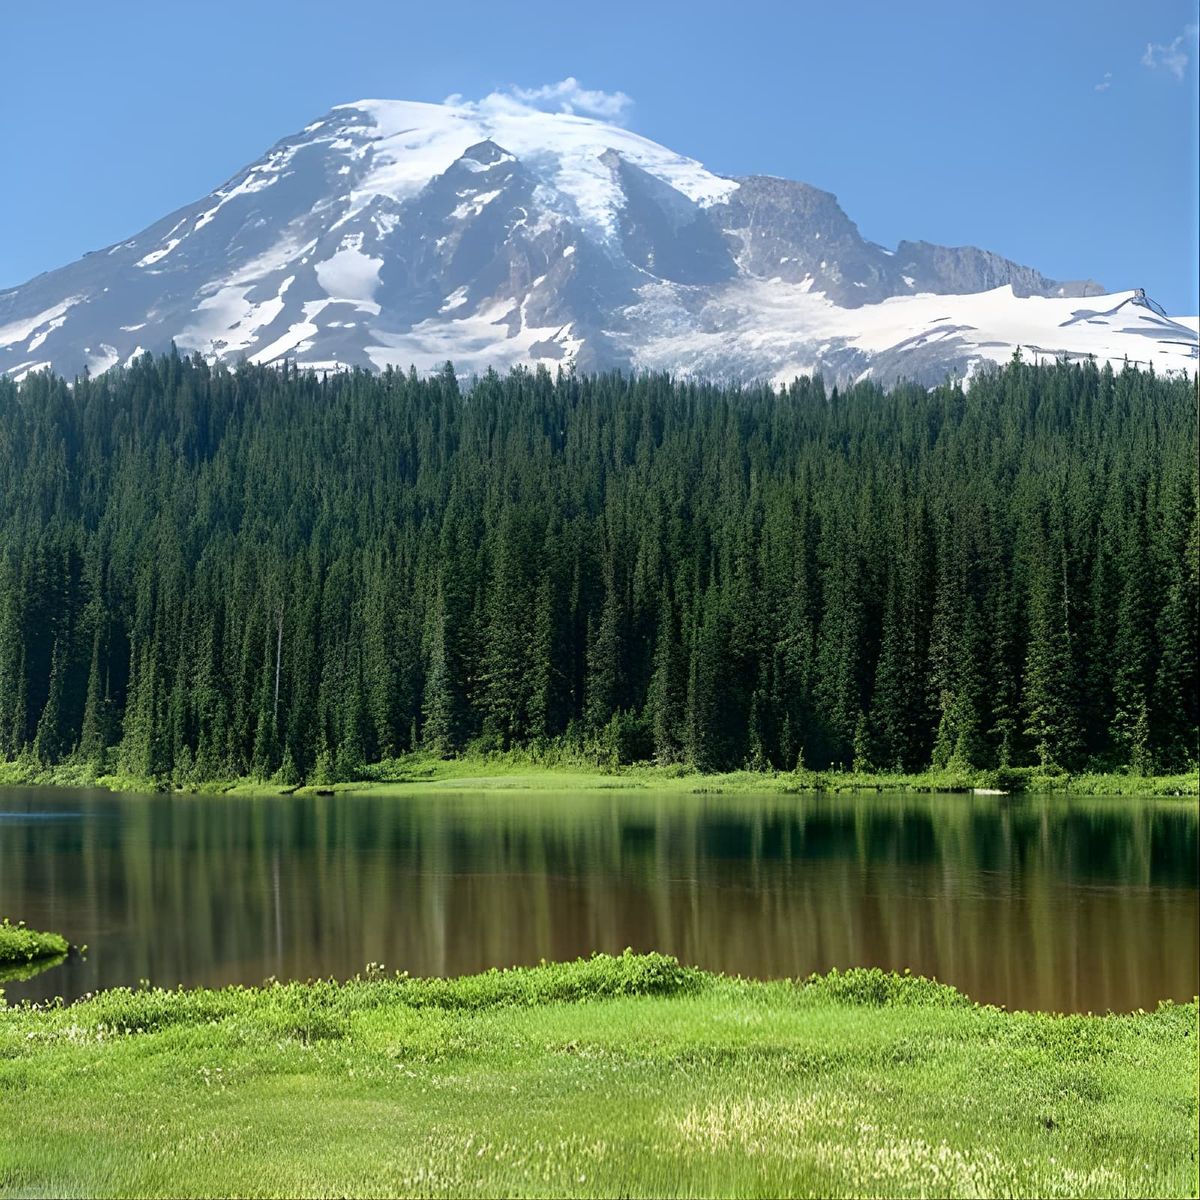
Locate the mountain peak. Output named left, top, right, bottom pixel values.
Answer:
left=0, top=96, right=1194, bottom=385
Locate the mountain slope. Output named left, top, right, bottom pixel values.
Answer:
left=1, top=96, right=1195, bottom=385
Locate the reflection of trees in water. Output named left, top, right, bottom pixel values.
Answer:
left=0, top=790, right=1195, bottom=1012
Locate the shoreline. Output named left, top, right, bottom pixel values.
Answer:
left=2, top=751, right=1196, bottom=799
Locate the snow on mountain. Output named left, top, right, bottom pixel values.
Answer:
left=339, top=98, right=738, bottom=236
left=1, top=95, right=1195, bottom=386
left=624, top=281, right=1199, bottom=386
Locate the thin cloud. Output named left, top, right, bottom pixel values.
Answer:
left=1094, top=71, right=1112, bottom=91
left=449, top=79, right=634, bottom=125
left=1141, top=24, right=1198, bottom=80
left=509, top=78, right=633, bottom=122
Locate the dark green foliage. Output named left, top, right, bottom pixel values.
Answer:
left=0, top=355, right=1194, bottom=780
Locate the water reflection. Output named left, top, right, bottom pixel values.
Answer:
left=0, top=786, right=1195, bottom=1012
left=0, top=953, right=68, bottom=985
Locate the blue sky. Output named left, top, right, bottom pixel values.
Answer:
left=3, top=1, right=1197, bottom=311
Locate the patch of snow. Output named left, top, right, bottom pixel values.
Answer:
left=0, top=297, right=84, bottom=348
left=857, top=286, right=1197, bottom=372
left=7, top=360, right=53, bottom=383
left=292, top=359, right=350, bottom=372
left=365, top=296, right=582, bottom=373
left=216, top=235, right=317, bottom=290
left=137, top=239, right=182, bottom=268
left=373, top=211, right=400, bottom=237
left=618, top=279, right=1197, bottom=385
left=459, top=150, right=516, bottom=172
left=314, top=237, right=383, bottom=314
left=174, top=287, right=255, bottom=353
left=191, top=145, right=298, bottom=234
left=28, top=310, right=72, bottom=351
left=85, top=344, right=119, bottom=374
left=250, top=299, right=331, bottom=364
left=449, top=188, right=502, bottom=220
left=133, top=217, right=190, bottom=267
left=176, top=273, right=296, bottom=358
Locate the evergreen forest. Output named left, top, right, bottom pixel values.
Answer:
left=0, top=352, right=1195, bottom=785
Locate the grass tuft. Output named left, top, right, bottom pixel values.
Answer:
left=802, top=966, right=975, bottom=1009
left=0, top=920, right=69, bottom=966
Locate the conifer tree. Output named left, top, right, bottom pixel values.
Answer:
left=647, top=587, right=686, bottom=762
left=1023, top=529, right=1080, bottom=770
left=0, top=354, right=1191, bottom=780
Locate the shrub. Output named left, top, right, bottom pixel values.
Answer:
left=979, top=765, right=1035, bottom=792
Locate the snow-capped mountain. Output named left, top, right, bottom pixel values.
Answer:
left=2, top=96, right=1196, bottom=386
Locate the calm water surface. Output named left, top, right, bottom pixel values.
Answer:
left=0, top=786, right=1195, bottom=1012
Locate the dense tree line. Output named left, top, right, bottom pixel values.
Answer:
left=0, top=352, right=1195, bottom=782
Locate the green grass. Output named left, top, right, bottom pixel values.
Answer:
left=0, top=953, right=1195, bottom=1198
left=2, top=748, right=1195, bottom=798
left=0, top=919, right=68, bottom=966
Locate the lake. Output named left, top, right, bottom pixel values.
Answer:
left=0, top=786, right=1195, bottom=1012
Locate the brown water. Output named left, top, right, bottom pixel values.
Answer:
left=0, top=786, right=1195, bottom=1012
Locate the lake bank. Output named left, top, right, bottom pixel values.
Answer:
left=2, top=750, right=1196, bottom=799
left=1, top=953, right=1194, bottom=1198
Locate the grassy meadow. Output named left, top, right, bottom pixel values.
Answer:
left=1, top=747, right=1196, bottom=799
left=0, top=953, right=1195, bottom=1198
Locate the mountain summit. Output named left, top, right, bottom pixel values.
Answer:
left=2, top=96, right=1196, bottom=385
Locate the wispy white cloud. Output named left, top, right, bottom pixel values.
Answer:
left=1094, top=71, right=1112, bottom=91
left=448, top=79, right=634, bottom=125
left=1141, top=24, right=1198, bottom=80
left=508, top=78, right=633, bottom=122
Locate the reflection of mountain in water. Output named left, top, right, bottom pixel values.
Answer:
left=0, top=788, right=1195, bottom=1013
